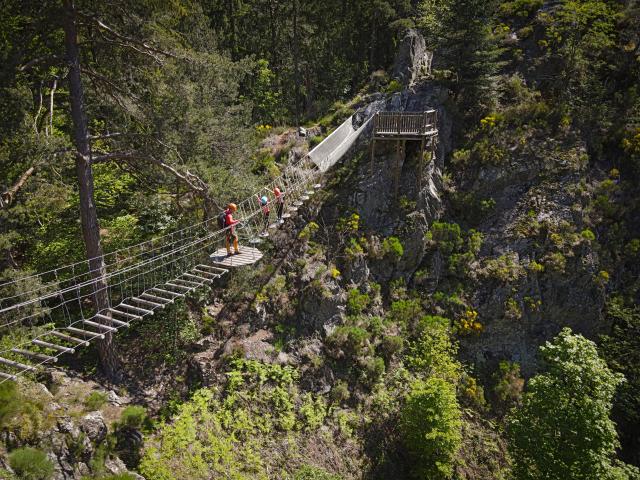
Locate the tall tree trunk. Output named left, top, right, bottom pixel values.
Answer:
left=63, top=0, right=120, bottom=381
left=293, top=0, right=301, bottom=126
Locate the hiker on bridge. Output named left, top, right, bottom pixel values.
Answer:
left=224, top=203, right=241, bottom=255
left=273, top=186, right=285, bottom=224
left=256, top=194, right=270, bottom=237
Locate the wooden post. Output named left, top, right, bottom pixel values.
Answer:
left=394, top=140, right=401, bottom=198
left=418, top=136, right=425, bottom=191
left=370, top=138, right=376, bottom=175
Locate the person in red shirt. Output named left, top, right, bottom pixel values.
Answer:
left=273, top=186, right=285, bottom=224
left=225, top=203, right=240, bottom=255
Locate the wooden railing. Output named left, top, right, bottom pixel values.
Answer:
left=373, top=110, right=437, bottom=137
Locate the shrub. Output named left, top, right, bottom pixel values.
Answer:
left=336, top=213, right=360, bottom=234
left=400, top=377, right=462, bottom=479
left=84, top=391, right=108, bottom=411
left=381, top=236, right=404, bottom=259
left=381, top=335, right=403, bottom=360
left=527, top=260, right=545, bottom=273
left=298, top=222, right=319, bottom=241
left=483, top=253, right=525, bottom=282
left=456, top=309, right=483, bottom=335
left=346, top=288, right=370, bottom=315
left=504, top=297, right=522, bottom=320
left=407, top=322, right=460, bottom=382
left=581, top=228, right=596, bottom=241
left=460, top=372, right=487, bottom=411
left=387, top=299, right=423, bottom=330
left=8, top=447, right=54, bottom=480
left=0, top=381, right=21, bottom=426
left=294, top=465, right=341, bottom=480
left=360, top=356, right=386, bottom=387
left=426, top=222, right=463, bottom=255
left=326, top=326, right=369, bottom=358
left=119, top=405, right=147, bottom=429
left=330, top=380, right=350, bottom=405
left=493, top=361, right=524, bottom=413
left=542, top=251, right=567, bottom=273
left=385, top=79, right=403, bottom=93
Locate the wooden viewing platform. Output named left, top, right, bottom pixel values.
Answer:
left=373, top=110, right=438, bottom=140
left=370, top=110, right=439, bottom=195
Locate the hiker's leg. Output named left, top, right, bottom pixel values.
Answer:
left=233, top=233, right=239, bottom=253
left=226, top=234, right=231, bottom=254
left=277, top=203, right=283, bottom=220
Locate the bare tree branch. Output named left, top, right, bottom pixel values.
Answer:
left=78, top=13, right=178, bottom=61
left=18, top=54, right=63, bottom=72
left=47, top=77, right=58, bottom=136
left=1, top=167, right=36, bottom=208
left=33, top=81, right=44, bottom=134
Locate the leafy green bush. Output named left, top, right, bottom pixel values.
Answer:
left=385, top=79, right=403, bottom=93
left=329, top=380, right=351, bottom=405
left=387, top=299, right=423, bottom=330
left=0, top=381, right=21, bottom=427
left=407, top=321, right=460, bottom=382
left=482, top=253, right=526, bottom=282
left=326, top=326, right=369, bottom=358
left=298, top=222, right=319, bottom=241
left=400, top=377, right=462, bottom=479
left=119, top=406, right=147, bottom=429
left=346, top=288, right=370, bottom=315
left=507, top=328, right=628, bottom=479
left=84, top=391, right=108, bottom=411
left=493, top=361, right=524, bottom=414
left=542, top=251, right=567, bottom=273
left=381, top=236, right=403, bottom=259
left=381, top=335, right=403, bottom=360
left=293, top=465, right=341, bottom=480
left=8, top=447, right=54, bottom=480
left=426, top=222, right=463, bottom=255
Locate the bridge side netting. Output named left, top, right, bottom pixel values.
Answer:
left=308, top=113, right=375, bottom=172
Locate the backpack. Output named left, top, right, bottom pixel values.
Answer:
left=217, top=211, right=227, bottom=230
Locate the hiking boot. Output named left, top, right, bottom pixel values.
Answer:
left=233, top=250, right=241, bottom=255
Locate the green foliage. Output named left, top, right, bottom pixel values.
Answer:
left=407, top=320, right=460, bottom=382
left=507, top=328, right=628, bottom=479
left=84, top=391, right=108, bottom=411
left=8, top=447, right=54, bottom=480
left=400, top=377, right=462, bottom=480
left=426, top=222, right=463, bottom=255
left=293, top=465, right=341, bottom=480
left=600, top=299, right=640, bottom=464
left=326, top=326, right=370, bottom=359
left=336, top=213, right=360, bottom=235
left=346, top=288, right=370, bottom=315
left=141, top=358, right=333, bottom=479
left=119, top=406, right=147, bottom=429
left=0, top=381, right=21, bottom=426
left=493, top=361, right=524, bottom=414
left=482, top=253, right=525, bottom=282
left=250, top=59, right=285, bottom=124
left=385, top=79, right=403, bottom=94
left=298, top=222, right=319, bottom=241
left=381, top=236, right=404, bottom=259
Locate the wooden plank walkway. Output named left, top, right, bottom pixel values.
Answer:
left=210, top=247, right=264, bottom=268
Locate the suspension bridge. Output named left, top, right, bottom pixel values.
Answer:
left=0, top=108, right=438, bottom=383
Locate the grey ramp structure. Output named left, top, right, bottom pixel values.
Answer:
left=308, top=112, right=376, bottom=172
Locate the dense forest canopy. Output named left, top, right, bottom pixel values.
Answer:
left=0, top=0, right=639, bottom=479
